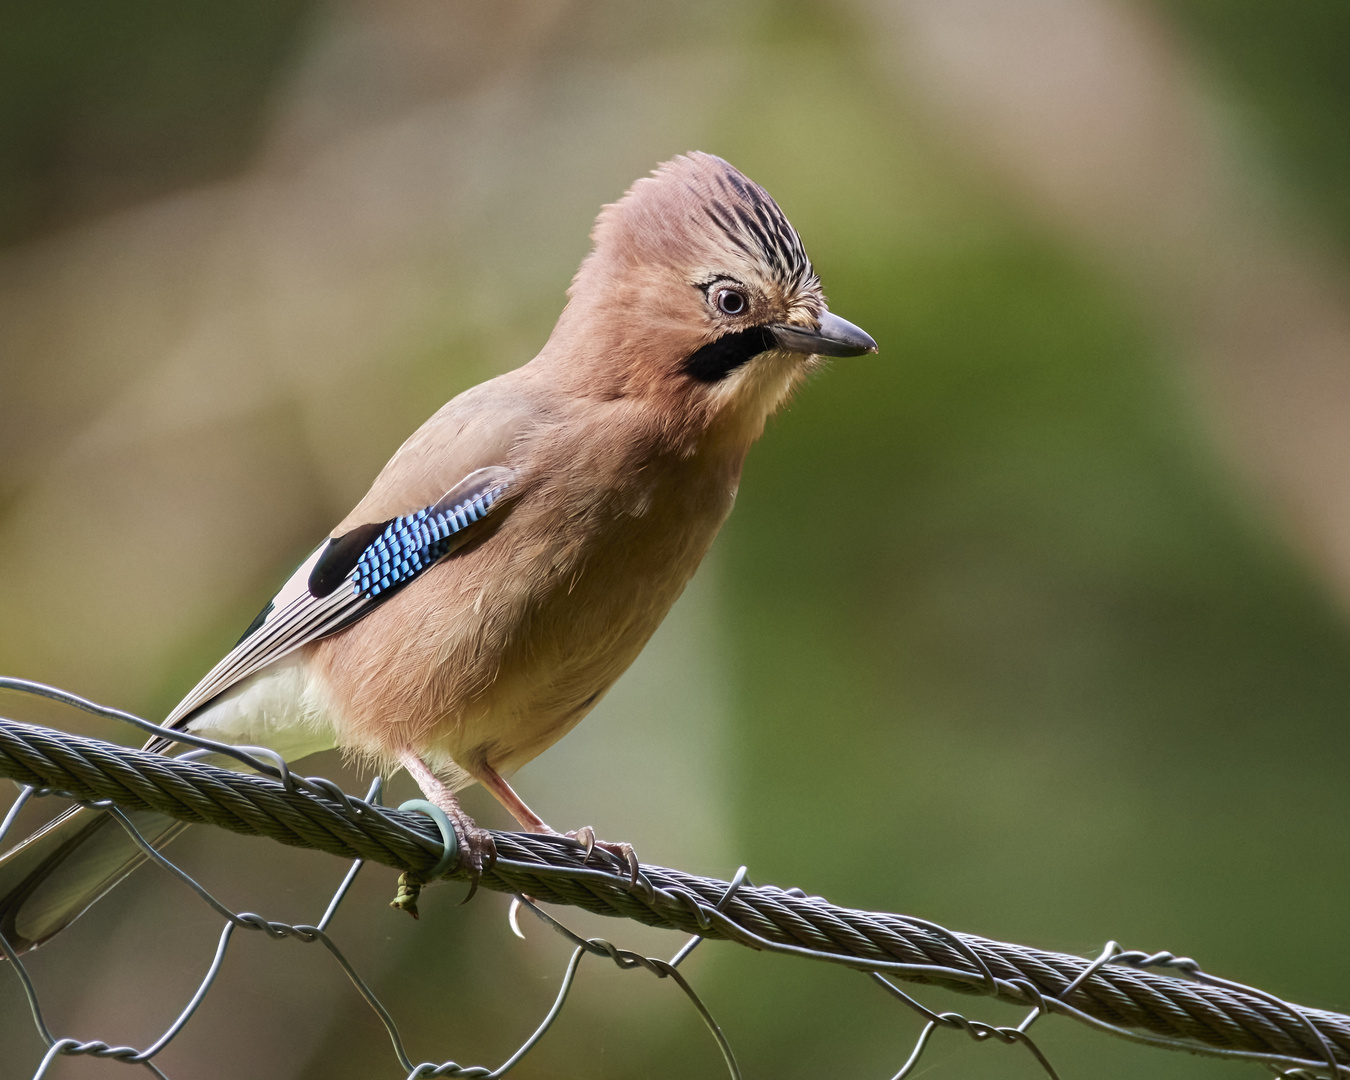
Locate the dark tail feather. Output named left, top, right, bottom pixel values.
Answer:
left=0, top=806, right=187, bottom=954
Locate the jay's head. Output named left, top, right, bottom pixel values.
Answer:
left=551, top=152, right=876, bottom=439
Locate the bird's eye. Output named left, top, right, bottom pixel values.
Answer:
left=715, top=288, right=748, bottom=316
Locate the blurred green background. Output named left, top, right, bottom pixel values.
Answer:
left=3, top=1, right=1350, bottom=1077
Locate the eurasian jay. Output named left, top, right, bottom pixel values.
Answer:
left=0, top=152, right=876, bottom=951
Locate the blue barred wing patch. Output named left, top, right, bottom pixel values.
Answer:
left=356, top=480, right=508, bottom=598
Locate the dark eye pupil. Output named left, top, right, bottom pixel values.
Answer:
left=717, top=289, right=746, bottom=315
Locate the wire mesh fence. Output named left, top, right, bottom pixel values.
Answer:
left=1, top=675, right=1347, bottom=1079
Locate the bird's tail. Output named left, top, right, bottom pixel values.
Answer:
left=0, top=804, right=187, bottom=954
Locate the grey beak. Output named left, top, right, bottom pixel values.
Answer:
left=771, top=311, right=878, bottom=357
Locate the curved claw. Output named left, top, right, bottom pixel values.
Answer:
left=571, top=825, right=597, bottom=861
left=565, top=826, right=640, bottom=888
left=620, top=845, right=640, bottom=887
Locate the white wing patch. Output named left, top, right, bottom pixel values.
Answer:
left=161, top=467, right=517, bottom=734
left=162, top=545, right=363, bottom=730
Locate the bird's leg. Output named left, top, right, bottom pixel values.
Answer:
left=473, top=765, right=552, bottom=832
left=399, top=752, right=497, bottom=881
left=474, top=764, right=640, bottom=885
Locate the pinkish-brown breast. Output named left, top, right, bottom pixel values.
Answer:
left=309, top=394, right=743, bottom=781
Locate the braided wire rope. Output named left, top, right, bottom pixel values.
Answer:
left=1, top=677, right=1347, bottom=1078
left=0, top=781, right=745, bottom=1080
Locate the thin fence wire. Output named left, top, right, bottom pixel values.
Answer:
left=0, top=675, right=1347, bottom=1079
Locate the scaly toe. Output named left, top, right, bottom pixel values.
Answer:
left=457, top=826, right=497, bottom=903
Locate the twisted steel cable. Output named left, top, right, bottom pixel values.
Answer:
left=0, top=706, right=1346, bottom=1078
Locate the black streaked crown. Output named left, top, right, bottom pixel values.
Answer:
left=696, top=159, right=816, bottom=292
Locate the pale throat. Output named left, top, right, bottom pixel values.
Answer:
left=705, top=347, right=809, bottom=446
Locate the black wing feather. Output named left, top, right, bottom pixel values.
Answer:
left=308, top=522, right=386, bottom=599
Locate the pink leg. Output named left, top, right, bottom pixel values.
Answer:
left=475, top=766, right=553, bottom=833
left=473, top=762, right=640, bottom=884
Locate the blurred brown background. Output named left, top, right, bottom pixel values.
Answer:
left=4, top=1, right=1350, bottom=1077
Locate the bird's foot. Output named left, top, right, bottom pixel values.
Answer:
left=566, top=825, right=640, bottom=886
left=396, top=752, right=498, bottom=910
left=455, top=820, right=499, bottom=878
left=392, top=818, right=496, bottom=917
left=441, top=809, right=497, bottom=905
left=469, top=764, right=644, bottom=890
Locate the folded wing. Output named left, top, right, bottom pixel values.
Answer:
left=161, top=465, right=517, bottom=734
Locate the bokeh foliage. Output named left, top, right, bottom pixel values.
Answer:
left=1156, top=0, right=1350, bottom=247
left=0, top=0, right=314, bottom=246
